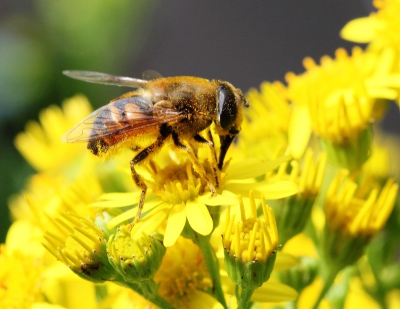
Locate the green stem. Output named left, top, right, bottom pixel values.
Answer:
left=194, top=233, right=228, bottom=309
left=312, top=267, right=339, bottom=309
left=237, top=287, right=255, bottom=309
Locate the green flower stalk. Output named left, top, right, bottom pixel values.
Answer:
left=222, top=193, right=278, bottom=308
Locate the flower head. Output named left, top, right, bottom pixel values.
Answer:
left=102, top=154, right=297, bottom=247
left=107, top=228, right=166, bottom=284
left=268, top=149, right=327, bottom=245
left=286, top=47, right=399, bottom=167
left=154, top=237, right=218, bottom=308
left=222, top=192, right=278, bottom=289
left=43, top=212, right=120, bottom=283
left=14, top=95, right=92, bottom=172
left=321, top=170, right=398, bottom=270
left=236, top=82, right=291, bottom=159
left=0, top=244, right=45, bottom=309
left=341, top=0, right=400, bottom=49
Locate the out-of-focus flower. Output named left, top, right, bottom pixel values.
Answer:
left=14, top=95, right=92, bottom=172
left=222, top=194, right=278, bottom=289
left=341, top=0, right=400, bottom=68
left=236, top=82, right=291, bottom=159
left=43, top=212, right=119, bottom=283
left=286, top=47, right=399, bottom=169
left=268, top=149, right=327, bottom=245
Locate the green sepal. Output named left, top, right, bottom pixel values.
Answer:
left=277, top=256, right=318, bottom=293
left=224, top=249, right=277, bottom=289
left=319, top=125, right=372, bottom=171
left=107, top=228, right=166, bottom=283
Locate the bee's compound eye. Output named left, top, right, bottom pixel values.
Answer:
left=218, top=84, right=237, bottom=130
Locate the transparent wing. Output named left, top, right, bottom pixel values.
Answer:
left=63, top=70, right=148, bottom=88
left=61, top=96, right=184, bottom=143
left=142, top=70, right=163, bottom=80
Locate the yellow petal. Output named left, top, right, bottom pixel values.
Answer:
left=251, top=280, right=298, bottom=302
left=198, top=191, right=238, bottom=206
left=224, top=180, right=298, bottom=200
left=186, top=200, right=213, bottom=235
left=274, top=252, right=298, bottom=271
left=105, top=199, right=164, bottom=228
left=131, top=204, right=171, bottom=238
left=288, top=106, right=312, bottom=159
left=340, top=17, right=380, bottom=43
left=188, top=290, right=224, bottom=309
left=226, top=156, right=291, bottom=180
left=164, top=202, right=186, bottom=247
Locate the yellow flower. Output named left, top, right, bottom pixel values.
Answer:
left=8, top=173, right=103, bottom=232
left=286, top=47, right=399, bottom=165
left=267, top=149, right=327, bottom=245
left=315, top=169, right=398, bottom=306
left=100, top=155, right=298, bottom=247
left=154, top=237, right=222, bottom=308
left=220, top=192, right=298, bottom=306
left=324, top=170, right=398, bottom=237
left=14, top=95, right=92, bottom=172
left=236, top=82, right=291, bottom=159
left=287, top=47, right=397, bottom=137
left=341, top=0, right=400, bottom=61
left=43, top=212, right=119, bottom=283
left=0, top=244, right=45, bottom=309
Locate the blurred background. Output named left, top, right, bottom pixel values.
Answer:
left=0, top=0, right=398, bottom=242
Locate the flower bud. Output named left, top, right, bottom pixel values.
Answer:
left=107, top=226, right=166, bottom=284
left=222, top=193, right=278, bottom=289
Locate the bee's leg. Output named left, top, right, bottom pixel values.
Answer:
left=128, top=127, right=171, bottom=229
left=193, top=133, right=219, bottom=190
left=172, top=131, right=216, bottom=196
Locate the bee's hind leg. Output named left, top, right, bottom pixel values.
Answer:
left=172, top=131, right=216, bottom=196
left=128, top=133, right=169, bottom=230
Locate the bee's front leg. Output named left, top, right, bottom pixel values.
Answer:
left=128, top=134, right=168, bottom=230
left=172, top=131, right=216, bottom=196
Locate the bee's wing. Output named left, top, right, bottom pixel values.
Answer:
left=142, top=70, right=163, bottom=80
left=63, top=70, right=148, bottom=88
left=61, top=96, right=184, bottom=143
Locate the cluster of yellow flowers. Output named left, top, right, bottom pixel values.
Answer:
left=2, top=1, right=400, bottom=308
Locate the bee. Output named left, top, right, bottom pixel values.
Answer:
left=62, top=70, right=249, bottom=226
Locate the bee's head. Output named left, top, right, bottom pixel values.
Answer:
left=215, top=81, right=249, bottom=169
